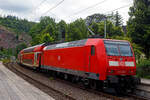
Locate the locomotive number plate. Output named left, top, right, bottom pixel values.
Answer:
left=117, top=70, right=126, bottom=74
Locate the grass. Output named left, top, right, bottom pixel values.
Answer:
left=0, top=59, right=10, bottom=64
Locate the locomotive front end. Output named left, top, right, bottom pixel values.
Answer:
left=103, top=40, right=140, bottom=93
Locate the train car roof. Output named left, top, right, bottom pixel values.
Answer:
left=44, top=39, right=87, bottom=50
left=21, top=38, right=130, bottom=52
left=23, top=43, right=45, bottom=53
left=86, top=38, right=129, bottom=45
left=43, top=38, right=130, bottom=51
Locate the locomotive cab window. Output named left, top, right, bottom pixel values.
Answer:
left=91, top=45, right=95, bottom=55
left=104, top=40, right=133, bottom=56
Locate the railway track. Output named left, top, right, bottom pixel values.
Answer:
left=4, top=62, right=150, bottom=100
left=5, top=63, right=74, bottom=100
left=132, top=84, right=150, bottom=100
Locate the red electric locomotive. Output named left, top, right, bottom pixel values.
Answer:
left=18, top=38, right=140, bottom=93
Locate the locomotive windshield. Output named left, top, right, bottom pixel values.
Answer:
left=104, top=40, right=133, bottom=56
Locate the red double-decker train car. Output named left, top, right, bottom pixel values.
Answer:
left=18, top=44, right=46, bottom=68
left=18, top=38, right=140, bottom=93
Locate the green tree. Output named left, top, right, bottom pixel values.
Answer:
left=90, top=21, right=123, bottom=37
left=106, top=12, right=123, bottom=27
left=0, top=15, right=35, bottom=34
left=127, top=0, right=150, bottom=58
left=31, top=34, right=42, bottom=45
left=41, top=24, right=57, bottom=39
left=115, top=11, right=123, bottom=27
left=41, top=33, right=54, bottom=43
left=30, top=16, right=57, bottom=45
left=57, top=20, right=67, bottom=40
left=15, top=43, right=27, bottom=56
left=90, top=22, right=99, bottom=35
left=29, top=16, right=56, bottom=37
left=67, top=18, right=88, bottom=41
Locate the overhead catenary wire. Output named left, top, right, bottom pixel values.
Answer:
left=66, top=0, right=107, bottom=23
left=68, top=1, right=132, bottom=21
left=29, top=0, right=47, bottom=14
left=102, top=4, right=132, bottom=38
left=69, top=4, right=132, bottom=22
left=30, top=0, right=47, bottom=13
left=44, top=0, right=62, bottom=20
left=29, top=0, right=47, bottom=20
left=105, top=3, right=132, bottom=14
left=34, top=0, right=47, bottom=10
left=72, top=0, right=107, bottom=16
left=85, top=3, right=132, bottom=38
left=34, top=0, right=63, bottom=22
left=41, top=0, right=64, bottom=16
left=71, top=0, right=107, bottom=37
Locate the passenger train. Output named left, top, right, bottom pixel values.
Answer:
left=18, top=38, right=140, bottom=93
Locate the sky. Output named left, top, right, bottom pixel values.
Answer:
left=0, top=0, right=133, bottom=25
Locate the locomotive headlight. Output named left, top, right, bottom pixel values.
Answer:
left=108, top=69, right=114, bottom=73
left=129, top=69, right=135, bottom=73
left=125, top=61, right=134, bottom=67
left=109, top=61, right=119, bottom=66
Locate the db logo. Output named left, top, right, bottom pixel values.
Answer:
left=119, top=61, right=125, bottom=66
left=58, top=56, right=61, bottom=61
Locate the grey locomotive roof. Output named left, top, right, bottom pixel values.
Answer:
left=44, top=39, right=87, bottom=50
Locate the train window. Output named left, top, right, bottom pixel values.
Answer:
left=104, top=40, right=133, bottom=56
left=119, top=45, right=133, bottom=56
left=91, top=45, right=95, bottom=55
left=105, top=44, right=120, bottom=56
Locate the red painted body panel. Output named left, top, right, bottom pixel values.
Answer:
left=42, top=46, right=91, bottom=71
left=85, top=39, right=108, bottom=80
left=34, top=46, right=44, bottom=52
left=22, top=53, right=34, bottom=65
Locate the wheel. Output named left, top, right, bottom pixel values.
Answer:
left=90, top=80, right=97, bottom=90
left=71, top=76, right=79, bottom=83
left=51, top=71, right=56, bottom=77
left=115, top=85, right=126, bottom=95
left=64, top=74, right=68, bottom=80
left=82, top=78, right=90, bottom=88
left=35, top=67, right=41, bottom=72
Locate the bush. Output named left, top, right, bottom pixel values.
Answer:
left=136, top=59, right=150, bottom=79
left=1, top=59, right=10, bottom=64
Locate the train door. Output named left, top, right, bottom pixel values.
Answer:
left=34, top=52, right=41, bottom=67
left=84, top=45, right=96, bottom=72
left=84, top=46, right=92, bottom=72
left=89, top=45, right=96, bottom=72
left=37, top=53, right=41, bottom=67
